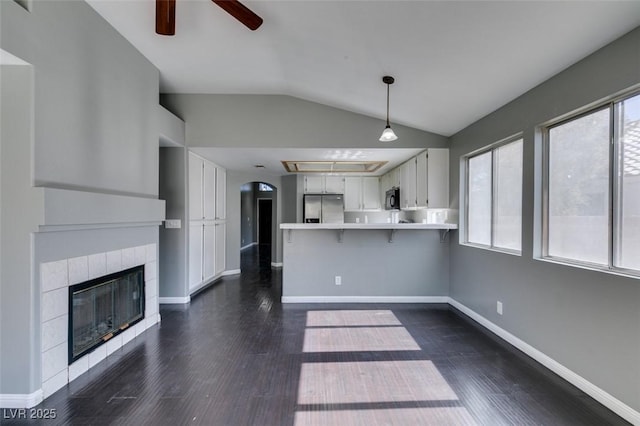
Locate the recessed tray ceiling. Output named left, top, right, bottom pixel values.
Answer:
left=282, top=160, right=387, bottom=174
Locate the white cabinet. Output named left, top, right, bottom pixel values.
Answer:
left=189, top=223, right=203, bottom=290
left=324, top=176, right=345, bottom=194
left=215, top=168, right=226, bottom=219
left=392, top=149, right=450, bottom=210
left=416, top=151, right=428, bottom=208
left=400, top=158, right=417, bottom=209
left=344, top=177, right=363, bottom=211
left=203, top=223, right=216, bottom=281
left=425, top=148, right=449, bottom=208
left=304, top=176, right=324, bottom=193
left=304, top=175, right=345, bottom=194
left=214, top=223, right=226, bottom=276
left=345, top=177, right=381, bottom=211
left=189, top=154, right=204, bottom=220
left=203, top=161, right=216, bottom=220
left=188, top=152, right=227, bottom=293
left=362, top=177, right=381, bottom=210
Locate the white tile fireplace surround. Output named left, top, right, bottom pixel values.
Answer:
left=40, top=244, right=160, bottom=400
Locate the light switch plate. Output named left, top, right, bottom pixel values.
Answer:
left=165, top=219, right=182, bottom=229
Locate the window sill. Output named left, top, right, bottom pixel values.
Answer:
left=535, top=256, right=640, bottom=280
left=459, top=242, right=522, bottom=257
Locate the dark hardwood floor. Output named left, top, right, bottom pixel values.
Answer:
left=4, top=244, right=629, bottom=425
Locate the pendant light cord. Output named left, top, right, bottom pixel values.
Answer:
left=386, top=83, right=390, bottom=127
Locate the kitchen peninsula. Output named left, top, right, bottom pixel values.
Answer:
left=280, top=222, right=457, bottom=303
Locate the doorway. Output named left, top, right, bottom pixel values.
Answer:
left=257, top=198, right=272, bottom=246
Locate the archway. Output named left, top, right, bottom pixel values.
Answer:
left=240, top=182, right=277, bottom=276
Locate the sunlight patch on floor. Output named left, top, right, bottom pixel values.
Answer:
left=305, top=310, right=402, bottom=327
left=297, top=360, right=458, bottom=404
left=294, top=407, right=478, bottom=426
left=302, top=326, right=421, bottom=352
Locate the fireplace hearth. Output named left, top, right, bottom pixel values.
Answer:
left=68, top=265, right=145, bottom=363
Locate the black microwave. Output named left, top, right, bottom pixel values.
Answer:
left=385, top=188, right=400, bottom=210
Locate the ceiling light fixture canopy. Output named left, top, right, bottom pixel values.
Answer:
left=379, top=75, right=398, bottom=142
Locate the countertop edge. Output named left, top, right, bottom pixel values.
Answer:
left=280, top=223, right=458, bottom=230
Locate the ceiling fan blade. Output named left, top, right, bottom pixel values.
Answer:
left=212, top=0, right=263, bottom=31
left=156, top=0, right=176, bottom=36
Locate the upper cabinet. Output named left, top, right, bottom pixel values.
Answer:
left=344, top=177, right=381, bottom=211
left=425, top=148, right=449, bottom=208
left=381, top=148, right=449, bottom=210
left=215, top=168, right=226, bottom=220
left=189, top=152, right=227, bottom=221
left=399, top=158, right=417, bottom=209
left=304, top=175, right=345, bottom=194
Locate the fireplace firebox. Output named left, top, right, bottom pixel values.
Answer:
left=68, top=265, right=145, bottom=363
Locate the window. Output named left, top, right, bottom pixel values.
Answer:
left=543, top=91, right=640, bottom=274
left=465, top=137, right=523, bottom=253
left=258, top=182, right=273, bottom=192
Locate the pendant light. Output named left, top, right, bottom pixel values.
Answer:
left=379, top=75, right=398, bottom=142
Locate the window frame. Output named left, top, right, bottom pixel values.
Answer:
left=463, top=135, right=524, bottom=255
left=541, top=89, right=640, bottom=277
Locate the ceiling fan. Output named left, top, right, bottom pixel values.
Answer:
left=156, top=0, right=263, bottom=35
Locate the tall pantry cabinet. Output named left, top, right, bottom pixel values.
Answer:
left=188, top=152, right=226, bottom=293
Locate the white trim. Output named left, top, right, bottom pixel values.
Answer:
left=281, top=296, right=449, bottom=304
left=241, top=242, right=257, bottom=250
left=222, top=269, right=241, bottom=276
left=271, top=262, right=283, bottom=268
left=159, top=296, right=190, bottom=304
left=0, top=389, right=43, bottom=408
left=447, top=297, right=640, bottom=425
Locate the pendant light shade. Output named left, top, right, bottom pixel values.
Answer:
left=379, top=75, right=398, bottom=142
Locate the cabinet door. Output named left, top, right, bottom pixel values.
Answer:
left=324, top=176, right=345, bottom=194
left=416, top=151, right=428, bottom=208
left=344, top=177, right=362, bottom=210
left=214, top=223, right=226, bottom=276
left=362, top=177, right=381, bottom=210
left=189, top=153, right=204, bottom=220
left=203, top=161, right=216, bottom=220
left=400, top=159, right=417, bottom=209
left=427, top=148, right=449, bottom=208
left=304, top=176, right=324, bottom=193
left=215, top=167, right=226, bottom=219
left=188, top=223, right=203, bottom=290
left=203, top=223, right=216, bottom=281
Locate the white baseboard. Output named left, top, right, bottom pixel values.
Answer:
left=447, top=297, right=640, bottom=425
left=281, top=296, right=449, bottom=304
left=0, top=389, right=43, bottom=408
left=271, top=262, right=283, bottom=268
left=222, top=269, right=241, bottom=276
left=159, top=296, right=190, bottom=304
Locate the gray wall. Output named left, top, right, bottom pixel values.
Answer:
left=159, top=147, right=188, bottom=298
left=161, top=94, right=449, bottom=150
left=449, top=26, right=640, bottom=413
left=240, top=183, right=256, bottom=247
left=1, top=0, right=161, bottom=396
left=2, top=1, right=159, bottom=197
left=0, top=64, right=43, bottom=394
left=283, top=230, right=449, bottom=298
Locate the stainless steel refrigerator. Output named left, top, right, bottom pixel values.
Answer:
left=303, top=194, right=344, bottom=223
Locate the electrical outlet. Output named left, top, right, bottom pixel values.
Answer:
left=335, top=276, right=342, bottom=286
left=497, top=301, right=503, bottom=315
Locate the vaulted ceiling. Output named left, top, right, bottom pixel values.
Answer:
left=87, top=0, right=640, bottom=137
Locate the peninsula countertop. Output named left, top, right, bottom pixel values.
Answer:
left=280, top=222, right=458, bottom=230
